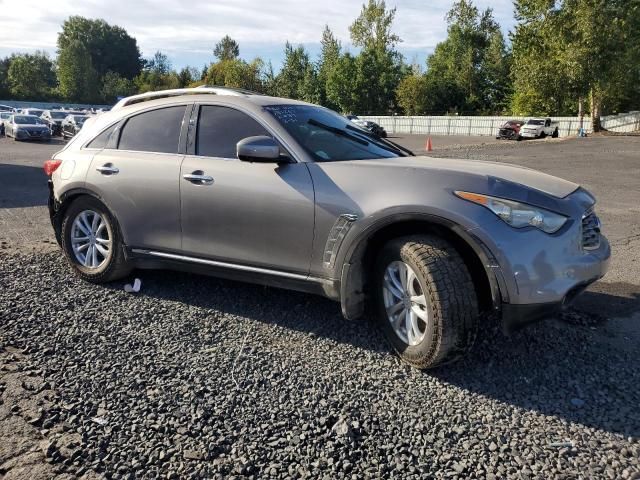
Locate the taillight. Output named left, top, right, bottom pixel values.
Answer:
left=44, top=159, right=62, bottom=176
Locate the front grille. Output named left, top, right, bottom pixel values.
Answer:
left=581, top=210, right=601, bottom=250
left=26, top=129, right=47, bottom=137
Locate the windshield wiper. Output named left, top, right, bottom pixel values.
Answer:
left=344, top=124, right=414, bottom=156
left=307, top=119, right=369, bottom=146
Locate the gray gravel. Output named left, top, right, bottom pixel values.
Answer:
left=1, top=252, right=638, bottom=479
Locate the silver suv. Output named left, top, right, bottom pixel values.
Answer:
left=46, top=87, right=610, bottom=369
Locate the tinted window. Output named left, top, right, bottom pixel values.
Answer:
left=87, top=124, right=117, bottom=149
left=118, top=106, right=185, bottom=154
left=196, top=106, right=269, bottom=158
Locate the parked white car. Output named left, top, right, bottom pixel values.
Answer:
left=521, top=118, right=559, bottom=139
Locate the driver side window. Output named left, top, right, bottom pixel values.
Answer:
left=196, top=105, right=270, bottom=158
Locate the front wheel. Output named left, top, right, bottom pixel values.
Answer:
left=373, top=235, right=479, bottom=369
left=61, top=196, right=132, bottom=283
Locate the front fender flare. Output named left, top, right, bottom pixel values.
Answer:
left=336, top=211, right=508, bottom=320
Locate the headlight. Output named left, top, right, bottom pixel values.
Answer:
left=454, top=191, right=568, bottom=233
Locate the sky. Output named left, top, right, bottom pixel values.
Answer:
left=0, top=0, right=516, bottom=71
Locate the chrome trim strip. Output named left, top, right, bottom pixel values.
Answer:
left=131, top=249, right=319, bottom=282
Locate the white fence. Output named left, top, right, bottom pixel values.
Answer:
left=601, top=111, right=640, bottom=133
left=358, top=112, right=640, bottom=137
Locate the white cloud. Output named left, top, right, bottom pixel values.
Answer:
left=0, top=0, right=515, bottom=68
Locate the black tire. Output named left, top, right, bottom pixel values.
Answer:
left=61, top=196, right=132, bottom=283
left=539, top=131, right=546, bottom=139
left=373, top=235, right=479, bottom=369
left=552, top=128, right=559, bottom=138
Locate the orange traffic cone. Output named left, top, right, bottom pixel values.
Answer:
left=426, top=136, right=433, bottom=152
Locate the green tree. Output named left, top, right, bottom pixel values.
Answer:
left=511, top=1, right=579, bottom=117
left=345, top=0, right=405, bottom=114
left=100, top=72, right=136, bottom=103
left=424, top=0, right=510, bottom=114
left=214, top=35, right=240, bottom=61
left=0, top=57, right=11, bottom=99
left=317, top=26, right=342, bottom=109
left=57, top=16, right=142, bottom=80
left=275, top=42, right=318, bottom=101
left=511, top=0, right=640, bottom=128
left=177, top=67, right=201, bottom=88
left=205, top=58, right=264, bottom=91
left=349, top=0, right=401, bottom=51
left=146, top=51, right=172, bottom=75
left=326, top=53, right=359, bottom=113
left=262, top=61, right=278, bottom=96
left=396, top=72, right=429, bottom=115
left=7, top=52, right=56, bottom=100
left=57, top=40, right=98, bottom=102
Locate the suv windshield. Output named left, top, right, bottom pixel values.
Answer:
left=527, top=119, right=545, bottom=126
left=14, top=115, right=45, bottom=125
left=265, top=105, right=402, bottom=161
left=50, top=111, right=67, bottom=119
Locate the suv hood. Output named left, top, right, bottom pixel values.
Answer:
left=357, top=156, right=579, bottom=199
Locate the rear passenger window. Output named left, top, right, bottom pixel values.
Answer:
left=197, top=106, right=269, bottom=158
left=86, top=124, right=117, bottom=149
left=118, top=106, right=185, bottom=154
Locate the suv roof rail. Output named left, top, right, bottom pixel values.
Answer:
left=111, top=86, right=248, bottom=111
left=194, top=85, right=265, bottom=96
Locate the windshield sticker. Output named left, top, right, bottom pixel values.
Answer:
left=265, top=106, right=299, bottom=124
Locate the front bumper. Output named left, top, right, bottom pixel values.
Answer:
left=467, top=198, right=611, bottom=331
left=496, top=129, right=520, bottom=140
left=501, top=277, right=603, bottom=332
left=15, top=129, right=51, bottom=141
left=520, top=130, right=540, bottom=138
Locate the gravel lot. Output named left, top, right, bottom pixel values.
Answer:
left=1, top=135, right=639, bottom=479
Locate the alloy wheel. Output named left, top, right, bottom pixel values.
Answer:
left=70, top=210, right=111, bottom=269
left=382, top=260, right=429, bottom=346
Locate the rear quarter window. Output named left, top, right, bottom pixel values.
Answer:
left=118, top=106, right=186, bottom=154
left=86, top=124, right=117, bottom=149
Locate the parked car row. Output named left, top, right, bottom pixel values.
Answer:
left=0, top=104, right=110, bottom=115
left=497, top=117, right=560, bottom=140
left=0, top=108, right=92, bottom=141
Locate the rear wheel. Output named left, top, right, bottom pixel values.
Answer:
left=552, top=128, right=559, bottom=138
left=373, top=235, right=479, bottom=369
left=61, top=196, right=131, bottom=283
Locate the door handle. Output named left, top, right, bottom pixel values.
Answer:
left=183, top=171, right=214, bottom=185
left=96, top=164, right=119, bottom=175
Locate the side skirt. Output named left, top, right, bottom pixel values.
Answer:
left=127, top=248, right=341, bottom=300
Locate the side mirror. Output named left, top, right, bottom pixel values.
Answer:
left=237, top=136, right=282, bottom=163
